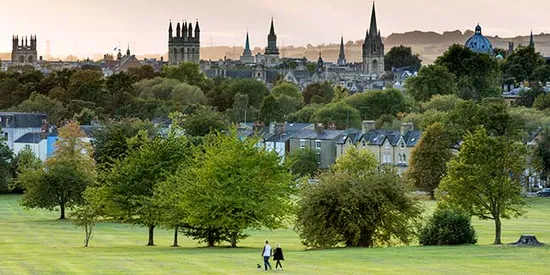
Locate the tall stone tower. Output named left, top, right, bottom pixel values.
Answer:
left=362, top=3, right=384, bottom=77
left=338, top=36, right=347, bottom=66
left=168, top=20, right=201, bottom=65
left=265, top=18, right=280, bottom=56
left=11, top=35, right=38, bottom=65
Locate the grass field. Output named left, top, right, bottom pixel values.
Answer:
left=1, top=194, right=549, bottom=274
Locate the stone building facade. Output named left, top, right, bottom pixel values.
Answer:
left=168, top=20, right=201, bottom=65
left=362, top=3, right=384, bottom=78
left=12, top=35, right=38, bottom=65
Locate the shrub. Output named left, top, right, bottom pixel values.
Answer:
left=419, top=208, right=477, bottom=245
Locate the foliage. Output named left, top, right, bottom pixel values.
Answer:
left=8, top=92, right=68, bottom=125
left=0, top=133, right=12, bottom=194
left=104, top=72, right=137, bottom=116
left=271, top=82, right=303, bottom=101
left=67, top=70, right=105, bottom=105
left=226, top=78, right=269, bottom=108
left=9, top=146, right=41, bottom=193
left=502, top=46, right=549, bottom=83
left=260, top=84, right=304, bottom=123
left=420, top=94, right=465, bottom=112
left=134, top=77, right=206, bottom=106
left=406, top=123, right=452, bottom=199
left=332, top=86, right=349, bottom=102
left=439, top=127, right=526, bottom=244
left=97, top=130, right=190, bottom=245
left=435, top=44, right=501, bottom=100
left=384, top=45, right=422, bottom=71
left=508, top=107, right=550, bottom=137
left=286, top=104, right=322, bottom=123
left=515, top=85, right=545, bottom=108
left=345, top=88, right=411, bottom=120
left=73, top=108, right=96, bottom=125
left=296, top=148, right=422, bottom=248
left=19, top=122, right=95, bottom=219
left=533, top=92, right=550, bottom=111
left=312, top=101, right=361, bottom=129
left=533, top=129, right=550, bottom=181
left=162, top=62, right=209, bottom=89
left=303, top=82, right=334, bottom=104
left=181, top=107, right=229, bottom=137
left=175, top=130, right=294, bottom=247
left=405, top=65, right=458, bottom=102
left=287, top=148, right=320, bottom=177
left=90, top=118, right=154, bottom=169
left=419, top=208, right=477, bottom=245
left=70, top=202, right=100, bottom=247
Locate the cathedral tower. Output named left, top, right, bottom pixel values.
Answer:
left=362, top=2, right=384, bottom=77
left=240, top=31, right=255, bottom=64
left=168, top=19, right=201, bottom=65
left=11, top=35, right=38, bottom=65
left=265, top=18, right=279, bottom=55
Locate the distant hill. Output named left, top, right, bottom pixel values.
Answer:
left=2, top=30, right=549, bottom=65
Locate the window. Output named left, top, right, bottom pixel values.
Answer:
left=383, top=154, right=388, bottom=163
left=300, top=139, right=306, bottom=149
left=362, top=140, right=366, bottom=147
left=400, top=142, right=405, bottom=149
left=402, top=154, right=406, bottom=163
left=316, top=152, right=321, bottom=165
left=388, top=154, right=392, bottom=163
left=315, top=140, right=322, bottom=150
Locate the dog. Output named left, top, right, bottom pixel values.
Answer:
left=257, top=264, right=262, bottom=269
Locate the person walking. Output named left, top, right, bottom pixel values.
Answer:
left=262, top=240, right=272, bottom=271
left=273, top=243, right=284, bottom=270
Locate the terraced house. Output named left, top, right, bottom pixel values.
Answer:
left=337, top=121, right=421, bottom=174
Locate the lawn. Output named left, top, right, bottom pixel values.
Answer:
left=1, top=194, right=549, bottom=274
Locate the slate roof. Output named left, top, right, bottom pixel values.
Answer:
left=339, top=129, right=422, bottom=147
left=0, top=112, right=47, bottom=128
left=15, top=132, right=43, bottom=143
left=290, top=129, right=344, bottom=141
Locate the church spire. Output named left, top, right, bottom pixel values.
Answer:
left=529, top=30, right=535, bottom=48
left=269, top=17, right=276, bottom=36
left=126, top=43, right=130, bottom=56
left=369, top=2, right=378, bottom=38
left=338, top=36, right=347, bottom=65
left=265, top=17, right=279, bottom=55
left=168, top=21, right=173, bottom=39
left=245, top=31, right=251, bottom=52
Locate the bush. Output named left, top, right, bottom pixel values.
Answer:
left=419, top=208, right=477, bottom=245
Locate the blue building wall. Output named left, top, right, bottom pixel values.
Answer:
left=47, top=135, right=58, bottom=157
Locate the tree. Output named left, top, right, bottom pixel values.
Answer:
left=303, top=82, right=333, bottom=104
left=502, top=46, right=548, bottom=83
left=97, top=129, right=190, bottom=246
left=533, top=129, right=550, bottom=183
left=384, top=45, right=422, bottom=71
left=405, top=65, right=458, bottom=102
left=162, top=62, right=208, bottom=89
left=406, top=122, right=453, bottom=199
left=533, top=93, right=550, bottom=111
left=0, top=132, right=12, bottom=194
left=420, top=94, right=465, bottom=112
left=332, top=86, right=349, bottom=102
left=435, top=44, right=501, bottom=100
left=104, top=72, right=137, bottom=116
left=70, top=203, right=100, bottom=247
left=287, top=148, right=320, bottom=177
left=9, top=146, right=41, bottom=193
left=134, top=77, right=206, bottom=106
left=271, top=82, right=303, bottom=101
left=227, top=78, right=269, bottom=108
left=439, top=127, right=526, bottom=244
left=67, top=70, right=105, bottom=105
left=419, top=208, right=477, bottom=245
left=181, top=107, right=229, bottom=137
left=260, top=92, right=303, bottom=124
left=176, top=129, right=293, bottom=247
left=345, top=88, right=411, bottom=120
left=127, top=65, right=157, bottom=81
left=8, top=92, right=68, bottom=125
left=515, top=85, right=545, bottom=108
left=287, top=104, right=321, bottom=123
left=312, top=101, right=361, bottom=129
left=19, top=122, right=95, bottom=219
left=295, top=147, right=422, bottom=248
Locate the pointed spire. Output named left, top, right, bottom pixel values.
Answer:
left=126, top=43, right=130, bottom=56
left=338, top=36, right=347, bottom=65
left=188, top=23, right=193, bottom=38
left=369, top=2, right=378, bottom=37
left=176, top=22, right=181, bottom=38
left=529, top=30, right=535, bottom=48
left=269, top=17, right=276, bottom=36
left=245, top=31, right=251, bottom=51
left=169, top=20, right=173, bottom=38
left=195, top=21, right=200, bottom=33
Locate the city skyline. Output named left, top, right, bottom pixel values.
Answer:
left=1, top=0, right=549, bottom=58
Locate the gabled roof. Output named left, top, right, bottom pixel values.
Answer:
left=351, top=129, right=422, bottom=147
left=290, top=129, right=344, bottom=141
left=15, top=132, right=43, bottom=144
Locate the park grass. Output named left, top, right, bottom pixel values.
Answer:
left=1, top=194, right=549, bottom=274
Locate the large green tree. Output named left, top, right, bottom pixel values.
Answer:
left=0, top=132, right=12, bottom=194
left=384, top=45, right=422, bottom=71
left=312, top=101, right=361, bottom=129
left=439, top=127, right=526, bottom=244
left=19, top=122, right=95, bottom=219
left=175, top=130, right=293, bottom=247
left=502, top=46, right=550, bottom=83
left=97, top=130, right=190, bottom=246
left=287, top=148, right=320, bottom=177
left=345, top=88, right=411, bottom=120
left=405, top=65, right=458, bottom=102
left=406, top=122, right=453, bottom=199
left=295, top=147, right=422, bottom=248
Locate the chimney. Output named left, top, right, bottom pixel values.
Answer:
left=275, top=123, right=286, bottom=135
left=40, top=119, right=49, bottom=139
left=362, top=120, right=376, bottom=134
left=315, top=123, right=325, bottom=135
left=327, top=123, right=337, bottom=130
left=269, top=122, right=276, bottom=134
left=400, top=122, right=414, bottom=136
left=253, top=121, right=265, bottom=132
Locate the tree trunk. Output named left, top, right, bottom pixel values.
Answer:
left=494, top=216, right=502, bottom=245
left=172, top=226, right=179, bottom=247
left=429, top=190, right=435, bottom=200
left=147, top=225, right=155, bottom=246
left=59, top=203, right=66, bottom=220
left=230, top=231, right=238, bottom=248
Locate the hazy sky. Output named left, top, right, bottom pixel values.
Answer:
left=1, top=0, right=549, bottom=57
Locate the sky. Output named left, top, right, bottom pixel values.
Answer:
left=1, top=0, right=549, bottom=58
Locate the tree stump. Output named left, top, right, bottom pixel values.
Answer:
left=510, top=235, right=544, bottom=246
